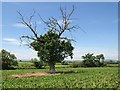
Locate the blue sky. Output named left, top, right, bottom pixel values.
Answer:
left=2, top=2, right=118, bottom=60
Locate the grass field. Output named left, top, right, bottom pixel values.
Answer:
left=14, top=62, right=36, bottom=69
left=2, top=67, right=118, bottom=88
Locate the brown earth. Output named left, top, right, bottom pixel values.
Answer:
left=10, top=72, right=60, bottom=78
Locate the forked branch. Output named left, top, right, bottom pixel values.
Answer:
left=17, top=11, right=38, bottom=40
left=38, top=6, right=78, bottom=38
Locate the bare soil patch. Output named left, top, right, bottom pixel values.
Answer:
left=10, top=72, right=60, bottom=78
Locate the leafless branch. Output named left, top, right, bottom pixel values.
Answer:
left=38, top=6, right=77, bottom=39
left=18, top=6, right=79, bottom=46
left=67, top=5, right=75, bottom=20
left=58, top=6, right=76, bottom=37
left=20, top=35, right=37, bottom=48
left=21, top=35, right=36, bottom=40
left=17, top=11, right=38, bottom=40
left=29, top=9, right=35, bottom=26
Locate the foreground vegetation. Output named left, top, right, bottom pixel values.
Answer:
left=2, top=67, right=118, bottom=88
left=1, top=49, right=118, bottom=88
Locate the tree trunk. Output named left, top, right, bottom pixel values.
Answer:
left=49, top=62, right=55, bottom=74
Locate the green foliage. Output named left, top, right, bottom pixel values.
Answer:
left=33, top=61, right=45, bottom=69
left=82, top=53, right=106, bottom=67
left=70, top=62, right=81, bottom=68
left=1, top=49, right=18, bottom=70
left=31, top=31, right=74, bottom=63
left=17, top=62, right=35, bottom=69
left=55, top=64, right=70, bottom=68
left=82, top=53, right=96, bottom=67
left=12, top=60, right=18, bottom=66
left=2, top=67, right=118, bottom=88
left=30, top=30, right=74, bottom=73
left=106, top=60, right=119, bottom=64
left=106, top=64, right=118, bottom=67
left=19, top=60, right=22, bottom=62
left=31, top=58, right=47, bottom=69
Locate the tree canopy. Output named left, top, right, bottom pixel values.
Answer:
left=31, top=30, right=74, bottom=63
left=82, top=53, right=106, bottom=67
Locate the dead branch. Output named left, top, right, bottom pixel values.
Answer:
left=17, top=11, right=38, bottom=40
left=38, top=6, right=78, bottom=38
left=18, top=6, right=79, bottom=46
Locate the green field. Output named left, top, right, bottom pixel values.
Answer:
left=2, top=67, right=118, bottom=88
left=14, top=62, right=36, bottom=69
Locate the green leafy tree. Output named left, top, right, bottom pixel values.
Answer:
left=95, top=54, right=105, bottom=66
left=33, top=60, right=45, bottom=69
left=82, top=53, right=95, bottom=67
left=31, top=58, right=46, bottom=69
left=31, top=31, right=73, bottom=72
left=1, top=49, right=18, bottom=70
left=82, top=53, right=105, bottom=67
left=18, top=6, right=77, bottom=73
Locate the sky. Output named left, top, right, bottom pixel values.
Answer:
left=2, top=2, right=118, bottom=60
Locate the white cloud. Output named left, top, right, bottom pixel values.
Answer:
left=13, top=21, right=41, bottom=28
left=13, top=50, right=38, bottom=60
left=3, top=38, right=17, bottom=42
left=13, top=23, right=27, bottom=28
left=3, top=38, right=26, bottom=45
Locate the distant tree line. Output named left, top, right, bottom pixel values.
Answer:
left=69, top=53, right=106, bottom=68
left=1, top=49, right=117, bottom=70
left=105, top=60, right=119, bottom=64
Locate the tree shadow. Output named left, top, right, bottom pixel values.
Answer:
left=55, top=70, right=75, bottom=74
left=56, top=71, right=75, bottom=74
left=55, top=70, right=87, bottom=74
left=47, top=70, right=86, bottom=74
left=46, top=70, right=75, bottom=74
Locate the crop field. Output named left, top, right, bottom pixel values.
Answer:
left=2, top=67, right=118, bottom=88
left=1, top=2, right=119, bottom=89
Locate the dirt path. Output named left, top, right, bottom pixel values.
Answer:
left=10, top=72, right=60, bottom=78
